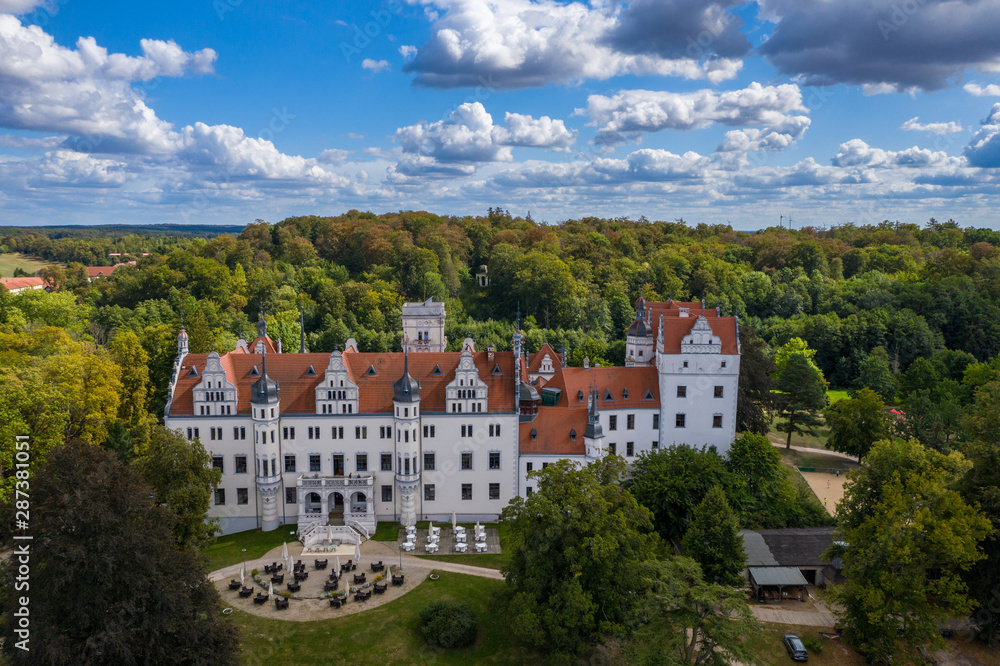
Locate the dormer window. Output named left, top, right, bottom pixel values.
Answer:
left=492, top=364, right=502, bottom=375
left=570, top=427, right=577, bottom=441
left=366, top=365, right=377, bottom=376
left=250, top=365, right=260, bottom=377
left=431, top=364, right=443, bottom=375
left=577, top=390, right=584, bottom=401
left=530, top=427, right=537, bottom=441
left=622, top=388, right=629, bottom=400
left=643, top=389, right=654, bottom=400
left=604, top=389, right=613, bottom=401
left=305, top=365, right=316, bottom=376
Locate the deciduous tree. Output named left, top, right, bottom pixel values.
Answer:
left=681, top=486, right=745, bottom=587
left=825, top=388, right=891, bottom=460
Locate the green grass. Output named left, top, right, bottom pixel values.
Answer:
left=0, top=253, right=57, bottom=277
left=230, top=571, right=539, bottom=665
left=768, top=415, right=832, bottom=450
left=202, top=525, right=298, bottom=572
left=371, top=521, right=402, bottom=541
left=777, top=447, right=859, bottom=471
left=827, top=389, right=850, bottom=404
left=747, top=623, right=865, bottom=666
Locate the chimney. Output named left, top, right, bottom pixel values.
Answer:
left=716, top=306, right=721, bottom=317
left=487, top=345, right=495, bottom=361
left=583, top=356, right=590, bottom=370
left=560, top=348, right=567, bottom=368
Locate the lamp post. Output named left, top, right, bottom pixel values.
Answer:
left=242, top=548, right=246, bottom=575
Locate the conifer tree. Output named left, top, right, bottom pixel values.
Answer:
left=682, top=486, right=745, bottom=587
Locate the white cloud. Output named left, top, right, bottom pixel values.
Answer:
left=900, top=117, right=964, bottom=136
left=317, top=148, right=350, bottom=165
left=491, top=112, right=576, bottom=152
left=832, top=139, right=957, bottom=168
left=399, top=45, right=417, bottom=58
left=582, top=83, right=809, bottom=147
left=362, top=58, right=391, bottom=73
left=0, top=0, right=44, bottom=14
left=402, top=0, right=742, bottom=89
left=964, top=103, right=1000, bottom=168
left=965, top=83, right=1000, bottom=97
left=0, top=134, right=64, bottom=150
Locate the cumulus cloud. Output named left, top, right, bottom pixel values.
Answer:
left=965, top=83, right=1000, bottom=97
left=0, top=134, right=65, bottom=150
left=317, top=148, right=350, bottom=165
left=402, top=0, right=742, bottom=89
left=964, top=104, right=1000, bottom=168
left=900, top=117, right=963, bottom=135
left=399, top=45, right=417, bottom=58
left=582, top=83, right=809, bottom=148
left=0, top=0, right=44, bottom=14
left=394, top=102, right=577, bottom=174
left=759, top=0, right=1000, bottom=91
left=362, top=58, right=390, bottom=73
left=716, top=117, right=812, bottom=153
left=832, top=139, right=957, bottom=168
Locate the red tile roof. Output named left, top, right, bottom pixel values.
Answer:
left=85, top=262, right=135, bottom=278
left=168, top=348, right=518, bottom=416
left=0, top=277, right=46, bottom=291
left=543, top=366, right=660, bottom=409
left=528, top=343, right=560, bottom=375
left=519, top=406, right=587, bottom=455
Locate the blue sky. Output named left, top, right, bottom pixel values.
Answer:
left=2, top=0, right=1000, bottom=229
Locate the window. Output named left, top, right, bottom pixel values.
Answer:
left=356, top=454, right=368, bottom=472
left=187, top=427, right=193, bottom=439
left=461, top=424, right=466, bottom=437
left=626, top=414, right=635, bottom=430
left=608, top=415, right=617, bottom=431
left=489, top=451, right=500, bottom=470
left=332, top=426, right=343, bottom=439
left=270, top=430, right=274, bottom=443
left=194, top=427, right=200, bottom=439
left=209, top=427, right=216, bottom=441
left=380, top=426, right=390, bottom=439
left=677, top=386, right=687, bottom=398
left=284, top=454, right=296, bottom=473
left=489, top=483, right=500, bottom=500
left=214, top=489, right=225, bottom=505
left=683, top=360, right=689, bottom=368
left=235, top=455, right=247, bottom=474
left=461, top=452, right=473, bottom=470
left=212, top=456, right=223, bottom=473
left=626, top=442, right=634, bottom=457
left=652, top=440, right=659, bottom=450
left=489, top=423, right=501, bottom=437
left=714, top=386, right=724, bottom=398
left=404, top=407, right=409, bottom=417
left=462, top=484, right=472, bottom=500
left=423, top=424, right=436, bottom=438
left=237, top=488, right=248, bottom=505
left=721, top=361, right=727, bottom=368
left=381, top=454, right=392, bottom=471
left=309, top=454, right=321, bottom=472
left=526, top=462, right=533, bottom=472
left=286, top=488, right=297, bottom=504
left=608, top=442, right=617, bottom=455
left=653, top=413, right=659, bottom=430
left=356, top=426, right=367, bottom=439
left=713, top=414, right=723, bottom=428
left=676, top=413, right=686, bottom=428
left=424, top=484, right=435, bottom=501
left=424, top=452, right=435, bottom=470
left=526, top=487, right=533, bottom=497
left=381, top=485, right=392, bottom=502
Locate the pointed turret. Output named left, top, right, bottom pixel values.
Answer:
left=584, top=387, right=603, bottom=440
left=251, top=348, right=279, bottom=404
left=256, top=305, right=267, bottom=339
left=393, top=350, right=420, bottom=403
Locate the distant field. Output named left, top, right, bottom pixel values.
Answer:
left=827, top=389, right=850, bottom=403
left=0, top=253, right=57, bottom=277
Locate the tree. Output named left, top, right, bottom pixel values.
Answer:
left=133, top=426, right=221, bottom=549
left=630, top=557, right=762, bottom=665
left=1, top=440, right=239, bottom=665
left=829, top=439, right=991, bottom=663
left=856, top=346, right=896, bottom=402
left=774, top=352, right=827, bottom=449
left=824, top=388, right=891, bottom=460
left=681, top=486, right=745, bottom=587
left=110, top=329, right=151, bottom=447
left=736, top=325, right=776, bottom=434
left=627, top=445, right=732, bottom=543
left=43, top=343, right=122, bottom=445
left=500, top=457, right=660, bottom=652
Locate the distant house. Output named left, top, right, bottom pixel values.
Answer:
left=740, top=527, right=839, bottom=592
left=85, top=261, right=136, bottom=282
left=0, top=277, right=48, bottom=294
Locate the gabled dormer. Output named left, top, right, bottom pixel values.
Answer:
left=446, top=345, right=487, bottom=413
left=680, top=316, right=722, bottom=354
left=192, top=351, right=238, bottom=416
left=316, top=350, right=359, bottom=415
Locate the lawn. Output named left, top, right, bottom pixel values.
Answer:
left=827, top=389, right=850, bottom=404
left=202, top=524, right=298, bottom=572
left=230, top=571, right=538, bottom=665
left=777, top=447, right=859, bottom=472
left=768, top=415, right=832, bottom=450
left=748, top=623, right=865, bottom=666
left=0, top=252, right=57, bottom=277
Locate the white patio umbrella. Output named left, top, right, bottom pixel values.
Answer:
left=286, top=554, right=294, bottom=578
left=327, top=524, right=334, bottom=543
left=354, top=541, right=361, bottom=564
left=267, top=581, right=273, bottom=599
left=452, top=511, right=457, bottom=529
left=281, top=541, right=288, bottom=560
left=336, top=555, right=341, bottom=573
left=428, top=520, right=434, bottom=534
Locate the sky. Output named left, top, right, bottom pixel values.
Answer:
left=2, top=0, right=1000, bottom=229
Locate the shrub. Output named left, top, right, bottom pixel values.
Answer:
left=419, top=601, right=479, bottom=649
left=251, top=568, right=259, bottom=576
left=801, top=635, right=823, bottom=654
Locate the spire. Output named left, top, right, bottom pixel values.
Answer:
left=298, top=305, right=307, bottom=353
left=515, top=302, right=520, bottom=333
left=393, top=349, right=420, bottom=403
left=585, top=386, right=603, bottom=440
left=251, top=347, right=279, bottom=404
left=257, top=303, right=268, bottom=338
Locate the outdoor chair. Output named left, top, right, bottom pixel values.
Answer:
left=294, top=571, right=308, bottom=581
left=353, top=573, right=366, bottom=584
left=315, top=559, right=328, bottom=570
left=373, top=582, right=387, bottom=594
left=239, top=587, right=253, bottom=598
left=275, top=597, right=289, bottom=610
left=287, top=582, right=301, bottom=593
left=330, top=597, right=343, bottom=608
left=253, top=594, right=268, bottom=605
left=392, top=574, right=404, bottom=586
left=228, top=580, right=241, bottom=590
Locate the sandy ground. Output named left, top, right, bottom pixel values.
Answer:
left=799, top=471, right=848, bottom=516
left=211, top=536, right=503, bottom=623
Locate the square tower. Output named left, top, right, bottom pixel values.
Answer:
left=401, top=298, right=447, bottom=353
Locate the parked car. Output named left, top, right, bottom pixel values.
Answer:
left=783, top=634, right=809, bottom=661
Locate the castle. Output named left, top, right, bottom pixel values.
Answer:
left=164, top=297, right=740, bottom=536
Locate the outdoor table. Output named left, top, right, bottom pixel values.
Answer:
left=425, top=542, right=439, bottom=553
left=455, top=542, right=468, bottom=553
left=475, top=541, right=488, bottom=553
left=228, top=580, right=241, bottom=590
left=392, top=574, right=404, bottom=586
left=287, top=582, right=301, bottom=593
left=402, top=542, right=415, bottom=552
left=456, top=533, right=467, bottom=543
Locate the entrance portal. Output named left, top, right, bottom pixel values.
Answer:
left=328, top=492, right=344, bottom=524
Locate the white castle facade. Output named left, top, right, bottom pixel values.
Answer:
left=164, top=297, right=740, bottom=536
